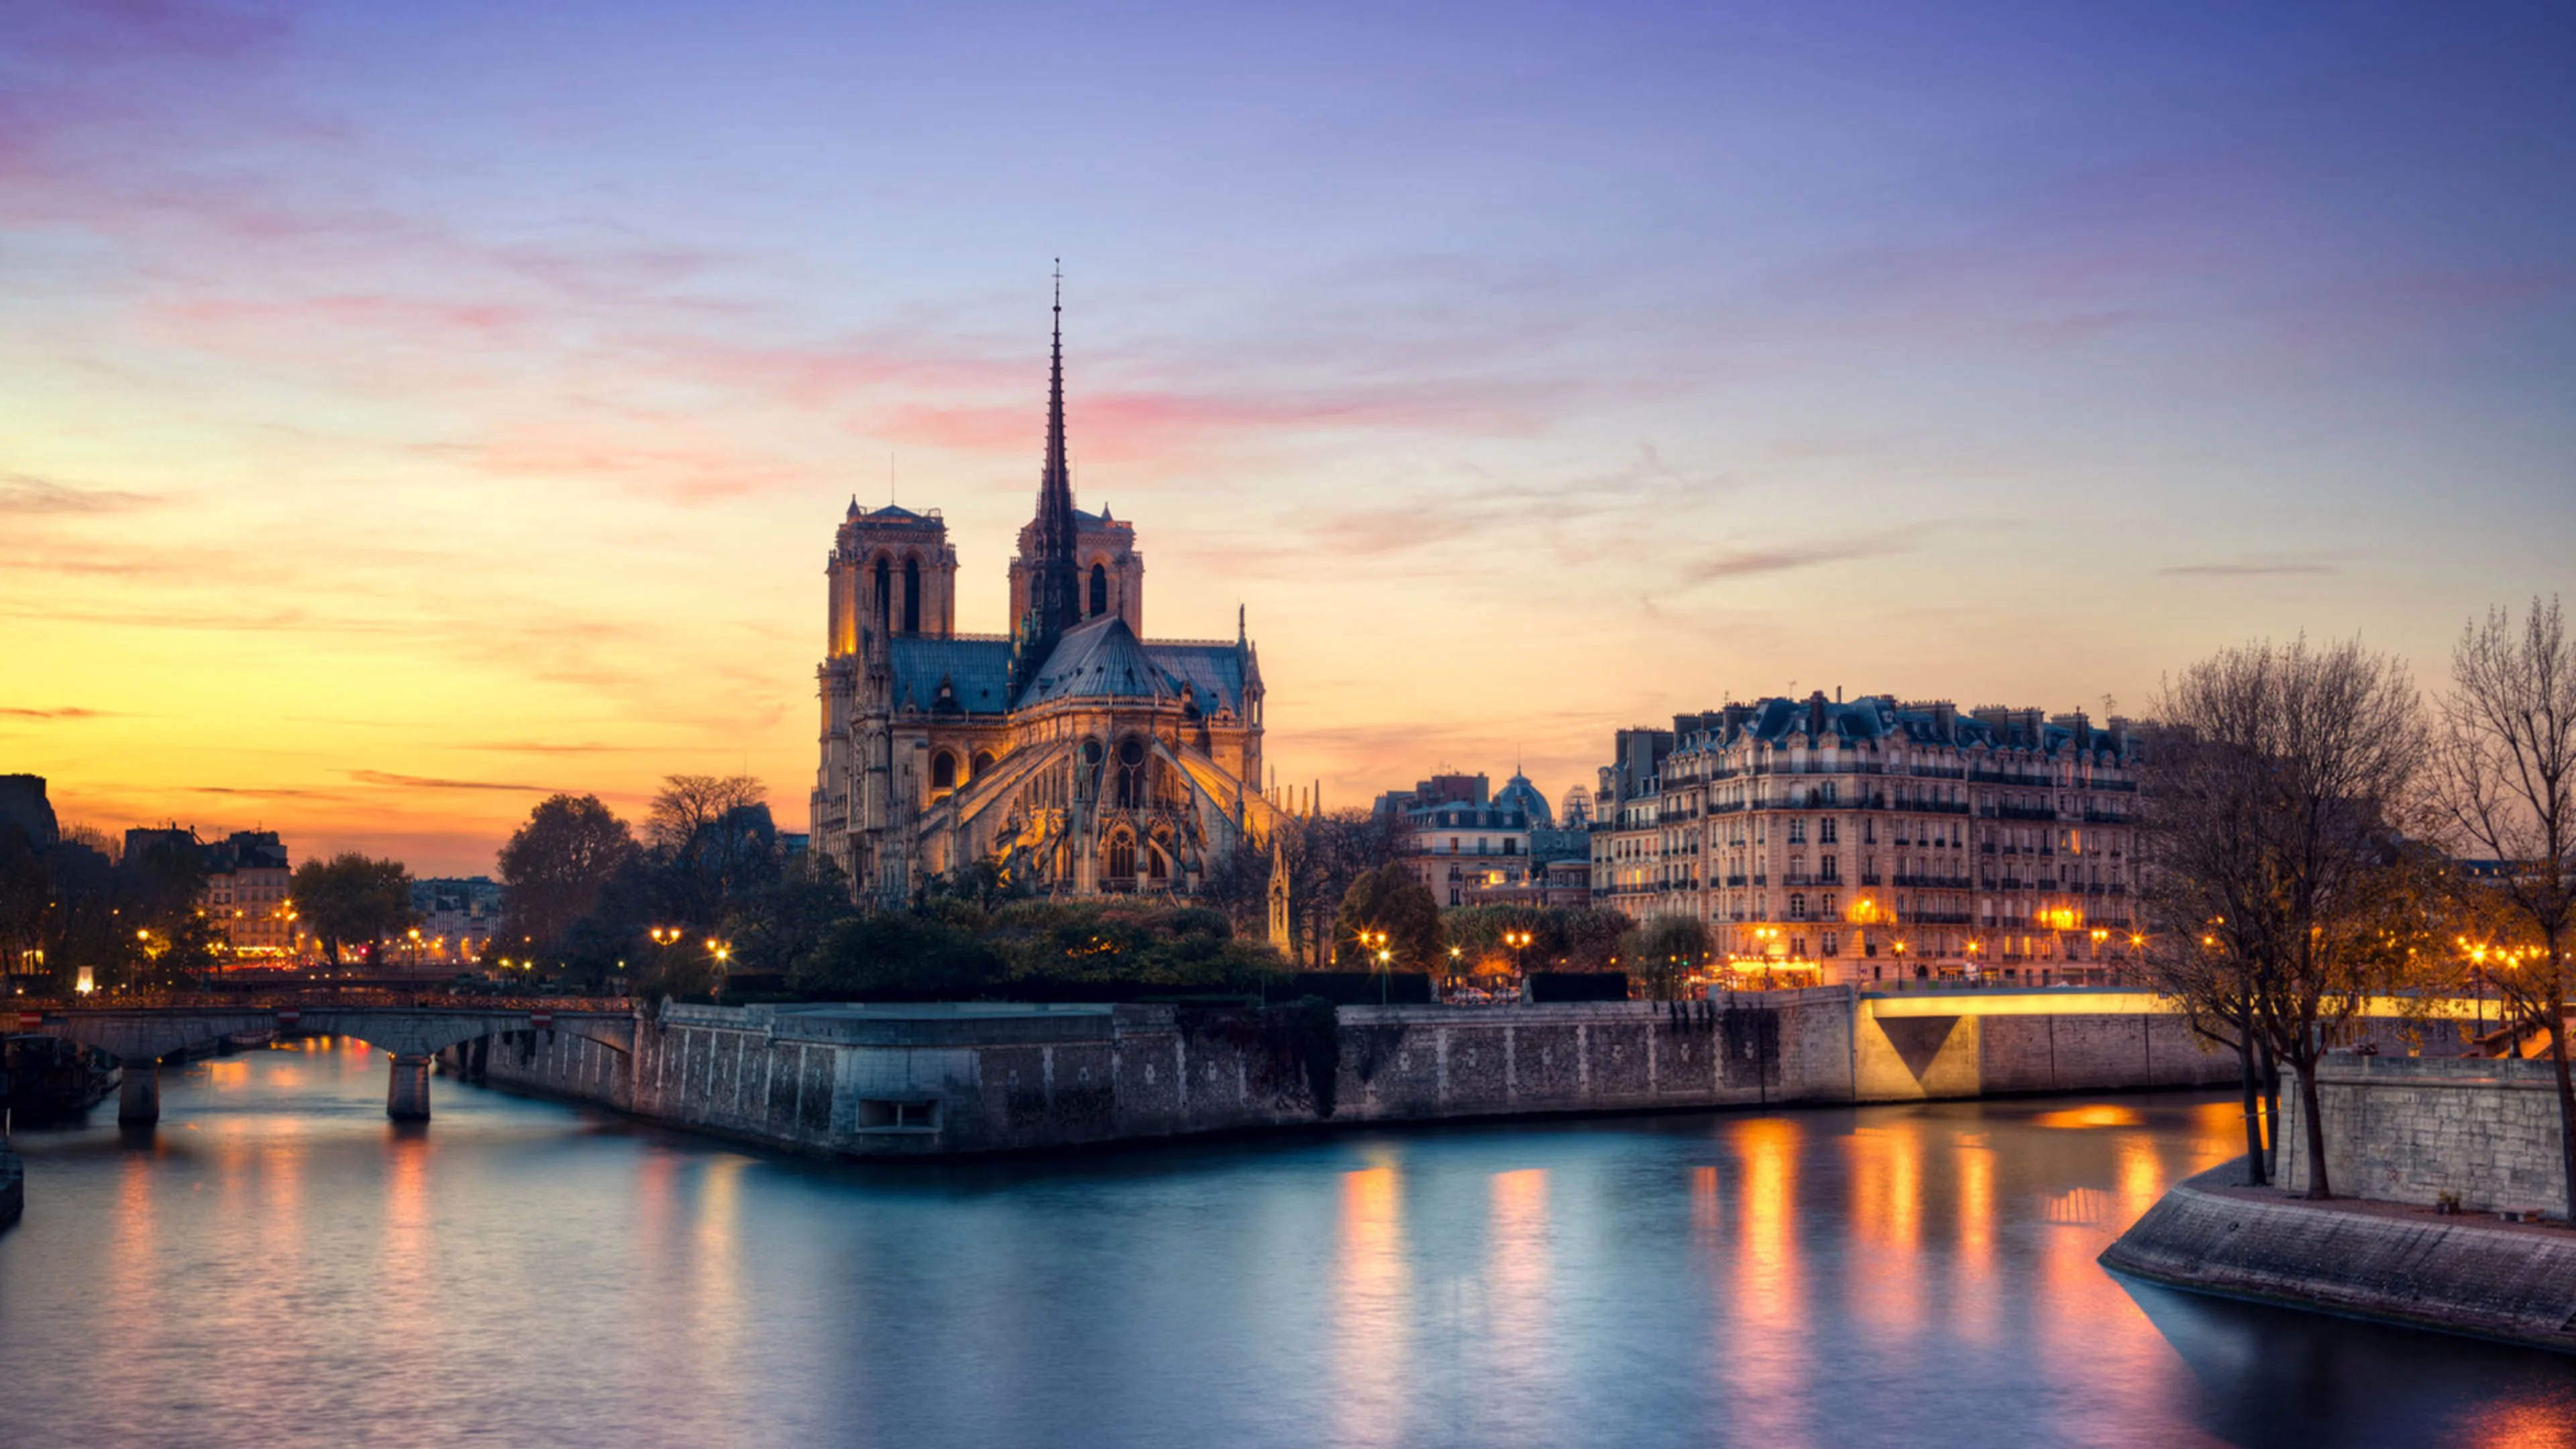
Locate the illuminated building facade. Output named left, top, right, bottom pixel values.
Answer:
left=201, top=830, right=294, bottom=956
left=1377, top=772, right=1538, bottom=908
left=811, top=282, right=1273, bottom=904
left=1592, top=694, right=2142, bottom=986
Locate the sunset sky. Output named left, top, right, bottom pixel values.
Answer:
left=5, top=1, right=2571, bottom=874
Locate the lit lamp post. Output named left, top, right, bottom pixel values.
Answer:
left=1504, top=929, right=1532, bottom=989
left=704, top=937, right=733, bottom=1002
left=650, top=926, right=681, bottom=997
left=1357, top=929, right=1390, bottom=1005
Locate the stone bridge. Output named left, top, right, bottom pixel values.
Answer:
left=13, top=998, right=637, bottom=1124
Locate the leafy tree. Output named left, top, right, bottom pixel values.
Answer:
left=726, top=851, right=858, bottom=981
left=290, top=853, right=417, bottom=967
left=497, top=794, right=639, bottom=957
left=2432, top=595, right=2576, bottom=1219
left=792, top=911, right=1003, bottom=998
left=1629, top=916, right=1711, bottom=1001
left=1336, top=862, right=1442, bottom=971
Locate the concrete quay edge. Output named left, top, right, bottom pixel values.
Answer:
left=0, top=1146, right=21, bottom=1232
left=2099, top=1160, right=2576, bottom=1355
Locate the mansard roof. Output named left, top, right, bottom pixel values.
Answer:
left=1682, top=694, right=2130, bottom=759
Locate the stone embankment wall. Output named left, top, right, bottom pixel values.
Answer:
left=0, top=1146, right=21, bottom=1231
left=444, top=987, right=2249, bottom=1159
left=2100, top=1163, right=2576, bottom=1352
left=2278, top=1055, right=2571, bottom=1216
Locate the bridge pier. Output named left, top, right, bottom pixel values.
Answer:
left=387, top=1054, right=433, bottom=1121
left=118, top=1059, right=160, bottom=1126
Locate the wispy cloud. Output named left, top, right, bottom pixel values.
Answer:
left=0, top=474, right=156, bottom=515
left=0, top=706, right=111, bottom=720
left=2158, top=557, right=2343, bottom=578
left=1685, top=531, right=1916, bottom=582
left=347, top=770, right=557, bottom=793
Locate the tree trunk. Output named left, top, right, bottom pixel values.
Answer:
left=2551, top=971, right=2575, bottom=1224
left=2236, top=1029, right=2267, bottom=1185
left=2259, top=1038, right=2282, bottom=1175
left=2297, top=1059, right=2332, bottom=1200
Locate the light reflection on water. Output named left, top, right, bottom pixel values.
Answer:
left=1, top=1047, right=2569, bottom=1448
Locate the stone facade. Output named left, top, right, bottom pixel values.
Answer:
left=2277, top=1055, right=2571, bottom=1216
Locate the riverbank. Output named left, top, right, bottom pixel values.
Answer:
left=2099, top=1161, right=2576, bottom=1354
left=440, top=989, right=2250, bottom=1159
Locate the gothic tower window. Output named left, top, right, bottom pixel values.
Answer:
left=931, top=751, right=957, bottom=792
left=873, top=556, right=891, bottom=629
left=1089, top=562, right=1108, bottom=618
left=1106, top=831, right=1136, bottom=886
left=903, top=556, right=922, bottom=634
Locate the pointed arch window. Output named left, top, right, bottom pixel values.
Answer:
left=1106, top=831, right=1137, bottom=888
left=873, top=557, right=891, bottom=629
left=1089, top=562, right=1108, bottom=618
left=1115, top=736, right=1147, bottom=809
left=903, top=557, right=922, bottom=635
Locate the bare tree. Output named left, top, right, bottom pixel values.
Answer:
left=2144, top=637, right=2428, bottom=1198
left=2432, top=596, right=2576, bottom=1219
left=649, top=773, right=771, bottom=923
left=2140, top=655, right=2287, bottom=1184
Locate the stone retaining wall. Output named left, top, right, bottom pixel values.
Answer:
left=0, top=1146, right=20, bottom=1232
left=444, top=989, right=2271, bottom=1158
left=2278, top=1055, right=2571, bottom=1216
left=2100, top=1163, right=2576, bottom=1352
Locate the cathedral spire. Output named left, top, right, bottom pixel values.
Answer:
left=1042, top=259, right=1071, bottom=529
left=1015, top=262, right=1085, bottom=694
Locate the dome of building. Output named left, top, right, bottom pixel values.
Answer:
left=1494, top=772, right=1552, bottom=828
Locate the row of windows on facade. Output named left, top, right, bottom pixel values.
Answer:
left=1737, top=931, right=2109, bottom=963
left=1610, top=819, right=2123, bottom=859
left=1630, top=780, right=2133, bottom=822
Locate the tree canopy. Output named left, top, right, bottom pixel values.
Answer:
left=289, top=853, right=417, bottom=967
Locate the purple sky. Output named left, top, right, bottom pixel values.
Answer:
left=3, top=0, right=2571, bottom=870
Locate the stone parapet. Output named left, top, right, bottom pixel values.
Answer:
left=2278, top=1055, right=2570, bottom=1216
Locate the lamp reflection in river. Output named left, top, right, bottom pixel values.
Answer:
left=1487, top=1168, right=1553, bottom=1425
left=1725, top=1117, right=1811, bottom=1448
left=1952, top=1136, right=1996, bottom=1343
left=1333, top=1164, right=1411, bottom=1449
left=1843, top=1126, right=1923, bottom=1338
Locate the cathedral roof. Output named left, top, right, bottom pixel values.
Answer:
left=994, top=614, right=1256, bottom=717
left=1018, top=615, right=1171, bottom=706
left=887, top=636, right=1014, bottom=714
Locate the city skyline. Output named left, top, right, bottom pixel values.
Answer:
left=6, top=1, right=2571, bottom=873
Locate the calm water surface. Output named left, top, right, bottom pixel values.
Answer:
left=1, top=1038, right=2569, bottom=1448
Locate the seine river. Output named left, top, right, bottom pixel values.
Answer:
left=1, top=1038, right=2568, bottom=1448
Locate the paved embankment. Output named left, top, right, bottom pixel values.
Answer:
left=0, top=1146, right=21, bottom=1231
left=2100, top=1161, right=2576, bottom=1353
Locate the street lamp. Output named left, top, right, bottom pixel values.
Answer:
left=705, top=937, right=733, bottom=1002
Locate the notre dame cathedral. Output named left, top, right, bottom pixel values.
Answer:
left=811, top=280, right=1276, bottom=906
